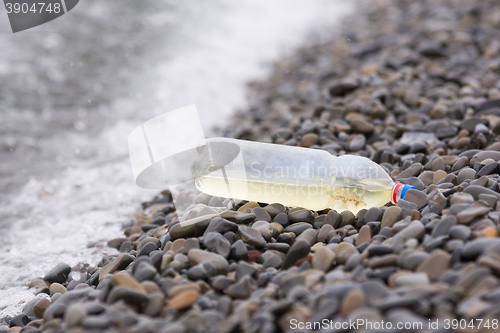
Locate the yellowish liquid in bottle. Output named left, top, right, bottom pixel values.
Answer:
left=195, top=175, right=392, bottom=214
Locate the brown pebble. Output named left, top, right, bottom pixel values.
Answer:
left=340, top=289, right=366, bottom=317
left=111, top=272, right=146, bottom=293
left=416, top=250, right=451, bottom=280
left=355, top=225, right=372, bottom=246
left=167, top=290, right=199, bottom=310
left=167, top=283, right=200, bottom=298
left=350, top=118, right=375, bottom=135
left=300, top=133, right=319, bottom=147
left=49, top=283, right=67, bottom=296
left=238, top=201, right=260, bottom=213
left=381, top=206, right=403, bottom=229
left=311, top=247, right=335, bottom=272
left=33, top=298, right=51, bottom=318
left=141, top=281, right=163, bottom=295
left=432, top=170, right=447, bottom=184
left=28, top=279, right=49, bottom=289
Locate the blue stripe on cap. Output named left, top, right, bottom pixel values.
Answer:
left=400, top=184, right=415, bottom=199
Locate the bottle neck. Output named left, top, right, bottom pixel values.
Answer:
left=391, top=182, right=415, bottom=204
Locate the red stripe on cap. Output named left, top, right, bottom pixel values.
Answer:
left=392, top=182, right=403, bottom=204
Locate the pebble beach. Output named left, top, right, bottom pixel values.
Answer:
left=4, top=0, right=500, bottom=332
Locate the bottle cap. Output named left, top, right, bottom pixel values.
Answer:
left=400, top=184, right=415, bottom=199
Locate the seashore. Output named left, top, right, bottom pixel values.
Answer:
left=3, top=0, right=500, bottom=332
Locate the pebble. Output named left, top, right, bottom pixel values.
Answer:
left=403, top=189, right=427, bottom=209
left=188, top=249, right=229, bottom=274
left=33, top=298, right=50, bottom=318
left=456, top=206, right=490, bottom=224
left=229, top=240, right=249, bottom=261
left=450, top=192, right=474, bottom=205
left=417, top=171, right=433, bottom=187
left=43, top=263, right=71, bottom=284
left=380, top=207, right=403, bottom=229
left=235, top=261, right=258, bottom=280
left=219, top=211, right=256, bottom=225
left=462, top=238, right=500, bottom=261
left=416, top=250, right=451, bottom=280
left=252, top=207, right=271, bottom=222
left=300, top=133, right=319, bottom=147
left=449, top=225, right=471, bottom=241
left=317, top=224, right=334, bottom=243
left=107, top=286, right=148, bottom=305
left=350, top=118, right=375, bottom=135
left=273, top=212, right=289, bottom=227
left=348, top=134, right=366, bottom=151
left=137, top=242, right=158, bottom=256
left=324, top=210, right=341, bottom=228
left=65, top=304, right=85, bottom=328
left=392, top=221, right=426, bottom=243
left=392, top=272, right=430, bottom=287
left=205, top=217, right=238, bottom=234
left=281, top=240, right=311, bottom=269
left=133, top=262, right=157, bottom=282
left=356, top=225, right=372, bottom=246
left=265, top=203, right=285, bottom=218
left=262, top=252, right=283, bottom=269
left=427, top=189, right=446, bottom=214
left=364, top=207, right=382, bottom=222
left=111, top=271, right=145, bottom=293
left=49, top=283, right=67, bottom=296
left=464, top=185, right=500, bottom=200
left=168, top=290, right=199, bottom=310
left=288, top=209, right=315, bottom=224
left=99, top=254, right=134, bottom=281
left=340, top=289, right=366, bottom=317
left=482, top=226, right=498, bottom=237
left=169, top=221, right=196, bottom=239
left=226, top=276, right=258, bottom=299
left=433, top=170, right=447, bottom=184
left=237, top=226, right=267, bottom=247
left=399, top=251, right=430, bottom=271
left=339, top=210, right=355, bottom=227
left=396, top=163, right=422, bottom=179
left=457, top=168, right=476, bottom=184
left=252, top=220, right=272, bottom=241
left=284, top=222, right=312, bottom=235
left=296, top=228, right=318, bottom=246
left=204, top=232, right=231, bottom=258
left=311, top=247, right=335, bottom=272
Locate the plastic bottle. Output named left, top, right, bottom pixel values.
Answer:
left=191, top=138, right=414, bottom=213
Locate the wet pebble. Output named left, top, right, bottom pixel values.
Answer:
left=43, top=263, right=71, bottom=284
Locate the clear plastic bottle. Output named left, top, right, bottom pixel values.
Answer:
left=191, top=138, right=414, bottom=213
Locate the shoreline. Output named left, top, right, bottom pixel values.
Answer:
left=4, top=0, right=500, bottom=331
